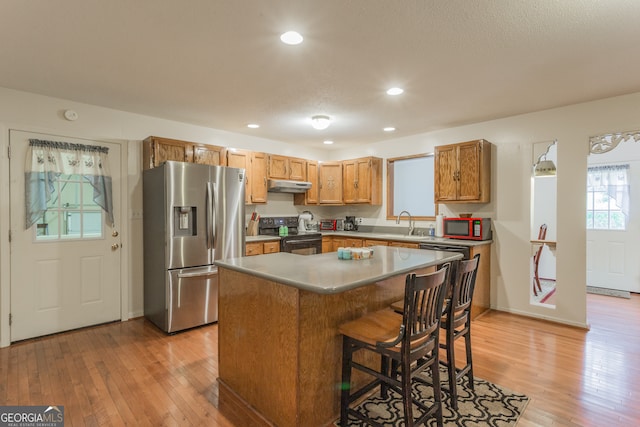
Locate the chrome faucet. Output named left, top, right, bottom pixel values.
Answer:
left=396, top=210, right=414, bottom=235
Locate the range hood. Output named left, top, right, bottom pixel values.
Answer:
left=267, top=179, right=312, bottom=193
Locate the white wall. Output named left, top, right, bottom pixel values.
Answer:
left=2, top=87, right=640, bottom=345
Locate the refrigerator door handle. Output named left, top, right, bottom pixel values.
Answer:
left=206, top=182, right=215, bottom=249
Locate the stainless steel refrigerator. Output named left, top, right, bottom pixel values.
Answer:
left=143, top=161, right=245, bottom=333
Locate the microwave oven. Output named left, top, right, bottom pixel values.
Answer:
left=443, top=217, right=492, bottom=241
left=319, top=219, right=344, bottom=231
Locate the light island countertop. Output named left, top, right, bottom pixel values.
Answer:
left=215, top=245, right=462, bottom=294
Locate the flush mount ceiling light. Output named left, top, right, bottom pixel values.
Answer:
left=323, top=140, right=334, bottom=145
left=386, top=87, right=404, bottom=96
left=280, top=31, right=303, bottom=45
left=383, top=127, right=396, bottom=132
left=311, top=115, right=331, bottom=130
left=247, top=123, right=260, bottom=129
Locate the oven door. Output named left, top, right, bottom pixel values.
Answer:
left=281, top=236, right=322, bottom=255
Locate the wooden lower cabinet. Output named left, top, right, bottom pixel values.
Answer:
left=344, top=238, right=363, bottom=248
left=331, top=238, right=345, bottom=252
left=389, top=241, right=420, bottom=249
left=263, top=241, right=280, bottom=254
left=322, top=237, right=333, bottom=254
left=364, top=239, right=389, bottom=247
left=325, top=236, right=413, bottom=251
left=329, top=237, right=363, bottom=252
left=469, top=243, right=490, bottom=319
left=245, top=240, right=280, bottom=256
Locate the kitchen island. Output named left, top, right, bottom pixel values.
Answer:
left=215, top=246, right=462, bottom=427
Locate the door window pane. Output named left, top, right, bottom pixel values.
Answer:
left=34, top=175, right=104, bottom=241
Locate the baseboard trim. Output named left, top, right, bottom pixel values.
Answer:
left=492, top=306, right=590, bottom=330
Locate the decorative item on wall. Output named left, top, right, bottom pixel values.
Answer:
left=589, top=129, right=640, bottom=154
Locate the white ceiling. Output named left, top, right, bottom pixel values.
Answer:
left=2, top=0, right=640, bottom=149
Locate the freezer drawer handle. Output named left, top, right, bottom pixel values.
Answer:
left=177, top=269, right=218, bottom=279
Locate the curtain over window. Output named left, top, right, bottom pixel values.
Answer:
left=25, top=139, right=114, bottom=229
left=587, top=164, right=629, bottom=228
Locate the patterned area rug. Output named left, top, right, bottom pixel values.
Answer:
left=586, top=286, right=631, bottom=299
left=335, top=367, right=528, bottom=426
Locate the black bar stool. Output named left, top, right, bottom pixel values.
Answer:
left=439, top=253, right=480, bottom=409
left=338, top=264, right=450, bottom=427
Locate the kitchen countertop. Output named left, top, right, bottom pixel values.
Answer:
left=246, top=230, right=491, bottom=247
left=215, top=245, right=463, bottom=294
left=322, top=230, right=491, bottom=246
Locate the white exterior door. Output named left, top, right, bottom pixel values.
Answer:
left=587, top=231, right=638, bottom=292
left=9, top=130, right=122, bottom=342
left=586, top=148, right=640, bottom=294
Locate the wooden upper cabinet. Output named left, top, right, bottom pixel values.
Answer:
left=318, top=162, right=343, bottom=205
left=143, top=136, right=226, bottom=169
left=250, top=152, right=268, bottom=204
left=342, top=157, right=382, bottom=205
left=143, top=136, right=191, bottom=169
left=294, top=160, right=319, bottom=206
left=268, top=155, right=306, bottom=181
left=227, top=149, right=268, bottom=204
left=193, top=144, right=226, bottom=166
left=289, top=157, right=306, bottom=181
left=434, top=139, right=492, bottom=203
left=227, top=149, right=252, bottom=204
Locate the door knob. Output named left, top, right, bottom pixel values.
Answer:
left=112, top=230, right=119, bottom=237
left=111, top=243, right=120, bottom=251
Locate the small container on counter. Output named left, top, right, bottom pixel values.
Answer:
left=338, top=247, right=373, bottom=260
left=338, top=247, right=352, bottom=260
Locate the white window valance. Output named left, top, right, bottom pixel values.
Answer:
left=25, top=139, right=114, bottom=229
left=587, top=164, right=630, bottom=217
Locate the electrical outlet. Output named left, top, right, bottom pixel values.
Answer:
left=357, top=217, right=363, bottom=224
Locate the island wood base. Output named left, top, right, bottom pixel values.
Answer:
left=217, top=266, right=432, bottom=427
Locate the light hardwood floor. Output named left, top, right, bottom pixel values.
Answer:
left=1, top=293, right=639, bottom=426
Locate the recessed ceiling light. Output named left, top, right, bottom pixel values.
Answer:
left=247, top=123, right=260, bottom=129
left=383, top=127, right=396, bottom=132
left=280, top=31, right=303, bottom=45
left=323, top=140, right=334, bottom=145
left=386, top=87, right=404, bottom=96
